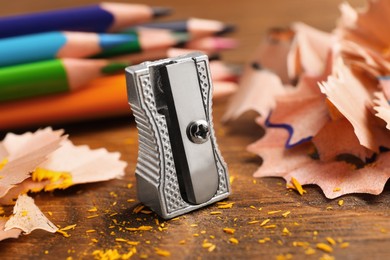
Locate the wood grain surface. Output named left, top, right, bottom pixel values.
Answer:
left=2, top=0, right=390, bottom=259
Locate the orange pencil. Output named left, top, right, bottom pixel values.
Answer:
left=0, top=74, right=236, bottom=130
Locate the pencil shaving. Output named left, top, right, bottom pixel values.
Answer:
left=234, top=0, right=390, bottom=199
left=0, top=127, right=65, bottom=197
left=4, top=194, right=57, bottom=235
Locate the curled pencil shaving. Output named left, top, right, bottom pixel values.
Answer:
left=222, top=68, right=291, bottom=122
left=231, top=0, right=390, bottom=198
left=319, top=58, right=390, bottom=152
left=312, top=118, right=374, bottom=162
left=4, top=194, right=57, bottom=235
left=249, top=122, right=390, bottom=199
left=266, top=71, right=331, bottom=147
left=287, top=22, right=333, bottom=79
left=0, top=134, right=127, bottom=204
left=37, top=139, right=126, bottom=185
left=0, top=128, right=66, bottom=198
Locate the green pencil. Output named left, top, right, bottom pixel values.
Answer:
left=93, top=29, right=189, bottom=58
left=0, top=58, right=128, bottom=102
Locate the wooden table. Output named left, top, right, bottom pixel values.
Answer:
left=2, top=0, right=390, bottom=259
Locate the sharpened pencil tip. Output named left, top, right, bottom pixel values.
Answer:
left=151, top=7, right=172, bottom=18
left=217, top=24, right=236, bottom=35
left=172, top=32, right=190, bottom=45
left=98, top=34, right=137, bottom=49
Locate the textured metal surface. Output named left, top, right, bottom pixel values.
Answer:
left=126, top=52, right=230, bottom=219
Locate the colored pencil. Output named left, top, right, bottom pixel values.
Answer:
left=0, top=74, right=237, bottom=130
left=0, top=3, right=171, bottom=38
left=0, top=31, right=137, bottom=67
left=92, top=29, right=189, bottom=58
left=110, top=49, right=236, bottom=81
left=121, top=18, right=235, bottom=38
left=0, top=58, right=128, bottom=102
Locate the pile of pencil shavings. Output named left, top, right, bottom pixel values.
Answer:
left=0, top=128, right=126, bottom=240
left=224, top=0, right=390, bottom=199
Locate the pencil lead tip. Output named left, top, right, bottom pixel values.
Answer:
left=151, top=7, right=173, bottom=18
left=172, top=32, right=191, bottom=45
left=98, top=34, right=137, bottom=49
left=217, top=24, right=236, bottom=35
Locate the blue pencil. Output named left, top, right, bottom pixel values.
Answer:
left=0, top=3, right=171, bottom=38
left=0, top=31, right=137, bottom=67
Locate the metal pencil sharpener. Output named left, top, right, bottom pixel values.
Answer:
left=125, top=52, right=230, bottom=219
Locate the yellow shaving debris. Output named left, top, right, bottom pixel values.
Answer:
left=126, top=226, right=153, bottom=231
left=0, top=158, right=8, bottom=170
left=282, top=227, right=290, bottom=235
left=293, top=241, right=310, bottom=247
left=32, top=168, right=73, bottom=191
left=190, top=224, right=198, bottom=227
left=338, top=200, right=344, bottom=206
left=92, top=248, right=136, bottom=260
left=250, top=205, right=256, bottom=209
left=248, top=220, right=260, bottom=224
left=87, top=207, right=98, bottom=212
left=316, top=243, right=333, bottom=253
left=208, top=244, right=216, bottom=252
left=0, top=207, right=4, bottom=216
left=282, top=211, right=291, bottom=218
left=229, top=238, right=239, bottom=244
left=258, top=238, right=271, bottom=244
left=86, top=230, right=96, bottom=233
left=61, top=224, right=77, bottom=231
left=127, top=183, right=133, bottom=189
left=333, top=187, right=341, bottom=192
left=154, top=248, right=171, bottom=257
left=202, top=239, right=217, bottom=251
left=87, top=214, right=99, bottom=219
left=217, top=203, right=234, bottom=209
left=290, top=177, right=306, bottom=195
left=326, top=237, right=336, bottom=245
left=115, top=238, right=140, bottom=246
left=57, top=229, right=71, bottom=238
left=276, top=253, right=292, bottom=260
left=268, top=210, right=282, bottom=215
left=260, top=219, right=271, bottom=226
left=263, top=225, right=277, bottom=229
left=319, top=254, right=335, bottom=260
left=229, top=176, right=235, bottom=184
left=210, top=211, right=222, bottom=215
left=133, top=205, right=145, bottom=213
left=305, top=248, right=316, bottom=255
left=223, top=228, right=235, bottom=234
left=91, top=239, right=98, bottom=243
left=340, top=242, right=350, bottom=248
left=47, top=211, right=53, bottom=216
left=253, top=179, right=257, bottom=184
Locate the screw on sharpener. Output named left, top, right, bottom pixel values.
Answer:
left=125, top=52, right=230, bottom=219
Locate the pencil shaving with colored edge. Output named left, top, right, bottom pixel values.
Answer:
left=228, top=0, right=390, bottom=199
